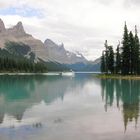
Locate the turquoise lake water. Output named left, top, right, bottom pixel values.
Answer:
left=0, top=73, right=140, bottom=140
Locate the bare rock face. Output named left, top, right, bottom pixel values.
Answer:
left=0, top=19, right=50, bottom=62
left=15, top=22, right=25, bottom=32
left=13, top=22, right=25, bottom=34
left=0, top=19, right=6, bottom=32
left=44, top=39, right=87, bottom=64
left=7, top=21, right=28, bottom=38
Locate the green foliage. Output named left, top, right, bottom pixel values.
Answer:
left=134, top=26, right=140, bottom=74
left=101, top=23, right=140, bottom=76
left=122, top=23, right=130, bottom=75
left=0, top=47, right=47, bottom=73
left=108, top=46, right=114, bottom=73
left=104, top=40, right=109, bottom=73
left=116, top=42, right=121, bottom=74
left=101, top=41, right=114, bottom=74
left=101, top=53, right=105, bottom=73
left=128, top=31, right=135, bottom=74
left=5, top=41, right=31, bottom=56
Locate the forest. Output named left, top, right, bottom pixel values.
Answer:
left=101, top=23, right=140, bottom=75
left=0, top=42, right=47, bottom=72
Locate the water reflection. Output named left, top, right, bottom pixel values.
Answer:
left=0, top=74, right=140, bottom=137
left=0, top=74, right=93, bottom=126
left=101, top=79, right=140, bottom=131
left=0, top=75, right=46, bottom=124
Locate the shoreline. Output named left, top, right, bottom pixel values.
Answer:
left=97, top=74, right=140, bottom=80
left=0, top=71, right=75, bottom=76
left=0, top=72, right=61, bottom=76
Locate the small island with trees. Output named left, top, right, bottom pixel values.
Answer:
left=99, top=22, right=140, bottom=79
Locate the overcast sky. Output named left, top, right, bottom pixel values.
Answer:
left=0, top=0, right=140, bottom=60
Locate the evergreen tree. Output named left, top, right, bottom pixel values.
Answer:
left=108, top=46, right=114, bottom=73
left=101, top=41, right=114, bottom=74
left=128, top=31, right=135, bottom=74
left=104, top=40, right=109, bottom=73
left=101, top=23, right=140, bottom=76
left=101, top=51, right=106, bottom=73
left=0, top=48, right=48, bottom=73
left=122, top=22, right=130, bottom=75
left=116, top=42, right=121, bottom=74
left=134, top=26, right=140, bottom=75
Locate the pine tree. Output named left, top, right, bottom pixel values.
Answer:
left=116, top=42, right=121, bottom=74
left=122, top=22, right=130, bottom=75
left=128, top=31, right=135, bottom=74
left=101, top=41, right=114, bottom=74
left=134, top=26, right=140, bottom=75
left=104, top=40, right=109, bottom=73
left=101, top=51, right=106, bottom=73
left=101, top=23, right=140, bottom=76
left=108, top=46, right=114, bottom=73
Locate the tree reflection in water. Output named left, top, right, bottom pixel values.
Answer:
left=101, top=79, right=140, bottom=131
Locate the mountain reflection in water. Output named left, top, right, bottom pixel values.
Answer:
left=0, top=74, right=93, bottom=126
left=0, top=74, right=139, bottom=137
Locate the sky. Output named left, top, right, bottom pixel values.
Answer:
left=0, top=0, right=140, bottom=60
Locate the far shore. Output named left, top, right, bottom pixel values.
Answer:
left=97, top=74, right=140, bottom=80
left=0, top=71, right=100, bottom=76
left=0, top=71, right=75, bottom=76
left=0, top=72, right=61, bottom=76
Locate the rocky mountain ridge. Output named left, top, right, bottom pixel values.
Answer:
left=44, top=39, right=88, bottom=64
left=0, top=19, right=100, bottom=71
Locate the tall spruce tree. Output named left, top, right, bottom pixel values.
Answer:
left=101, top=23, right=140, bottom=76
left=101, top=51, right=106, bottom=73
left=122, top=22, right=130, bottom=75
left=104, top=40, right=109, bottom=73
left=134, top=26, right=140, bottom=75
left=116, top=42, right=121, bottom=74
left=128, top=31, right=135, bottom=74
left=108, top=46, right=114, bottom=73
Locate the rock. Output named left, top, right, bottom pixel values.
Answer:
left=14, top=21, right=25, bottom=33
left=7, top=21, right=27, bottom=38
left=0, top=19, right=6, bottom=32
left=44, top=39, right=87, bottom=64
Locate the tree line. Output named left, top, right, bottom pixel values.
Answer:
left=101, top=23, right=140, bottom=75
left=0, top=48, right=47, bottom=73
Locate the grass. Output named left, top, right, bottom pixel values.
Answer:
left=97, top=74, right=140, bottom=80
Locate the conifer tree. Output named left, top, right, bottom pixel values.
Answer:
left=104, top=40, right=109, bottom=73
left=122, top=22, right=130, bottom=75
left=108, top=46, right=114, bottom=73
left=116, top=42, right=121, bottom=74
left=101, top=23, right=140, bottom=76
left=134, top=26, right=140, bottom=75
left=101, top=51, right=106, bottom=73
left=128, top=31, right=135, bottom=74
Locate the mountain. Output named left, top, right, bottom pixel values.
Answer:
left=67, top=59, right=100, bottom=72
left=0, top=19, right=49, bottom=62
left=44, top=39, right=100, bottom=71
left=0, top=19, right=100, bottom=72
left=44, top=39, right=88, bottom=64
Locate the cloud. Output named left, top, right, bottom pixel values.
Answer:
left=0, top=0, right=140, bottom=60
left=123, top=0, right=140, bottom=7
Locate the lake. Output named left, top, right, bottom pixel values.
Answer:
left=0, top=73, right=140, bottom=140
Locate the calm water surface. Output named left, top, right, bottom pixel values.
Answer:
left=0, top=73, right=140, bottom=140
